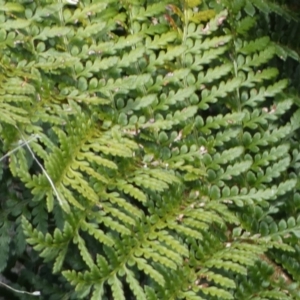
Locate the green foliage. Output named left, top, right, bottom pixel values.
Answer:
left=0, top=0, right=300, bottom=299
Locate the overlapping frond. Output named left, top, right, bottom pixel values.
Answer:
left=0, top=0, right=299, bottom=299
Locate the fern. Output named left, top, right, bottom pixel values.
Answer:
left=0, top=0, right=300, bottom=299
